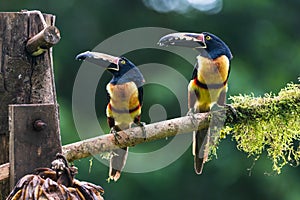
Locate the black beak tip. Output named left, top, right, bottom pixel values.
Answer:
left=157, top=41, right=167, bottom=47
left=75, top=51, right=91, bottom=61
left=157, top=38, right=164, bottom=46
left=75, top=55, right=84, bottom=61
left=157, top=36, right=176, bottom=47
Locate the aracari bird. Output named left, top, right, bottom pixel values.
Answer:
left=158, top=32, right=233, bottom=174
left=76, top=51, right=145, bottom=181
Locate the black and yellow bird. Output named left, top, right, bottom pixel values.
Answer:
left=158, top=32, right=233, bottom=174
left=76, top=51, right=145, bottom=181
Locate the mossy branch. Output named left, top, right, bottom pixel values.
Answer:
left=228, top=83, right=300, bottom=174
left=0, top=83, right=299, bottom=181
left=63, top=82, right=300, bottom=174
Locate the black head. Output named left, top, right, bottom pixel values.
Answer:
left=158, top=32, right=233, bottom=60
left=109, top=57, right=144, bottom=87
left=76, top=51, right=144, bottom=87
left=199, top=32, right=233, bottom=60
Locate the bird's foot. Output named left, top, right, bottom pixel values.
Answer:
left=110, top=126, right=122, bottom=144
left=224, top=104, right=237, bottom=120
left=210, top=103, right=237, bottom=120
left=186, top=108, right=196, bottom=116
left=186, top=108, right=198, bottom=127
left=210, top=103, right=224, bottom=112
left=130, top=122, right=147, bottom=140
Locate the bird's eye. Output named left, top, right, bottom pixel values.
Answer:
left=120, top=60, right=126, bottom=65
left=205, top=35, right=212, bottom=40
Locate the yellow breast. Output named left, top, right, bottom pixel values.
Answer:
left=106, top=82, right=141, bottom=126
left=189, top=55, right=230, bottom=112
left=107, top=82, right=139, bottom=107
left=197, top=55, right=229, bottom=85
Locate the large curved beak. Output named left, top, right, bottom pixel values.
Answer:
left=158, top=32, right=206, bottom=49
left=76, top=51, right=120, bottom=71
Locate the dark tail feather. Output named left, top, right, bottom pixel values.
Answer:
left=109, top=147, right=128, bottom=181
left=193, top=128, right=209, bottom=174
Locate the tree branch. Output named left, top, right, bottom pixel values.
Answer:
left=229, top=83, right=300, bottom=173
left=0, top=111, right=212, bottom=181
left=26, top=26, right=61, bottom=56
left=63, top=112, right=211, bottom=162
left=1, top=83, right=299, bottom=181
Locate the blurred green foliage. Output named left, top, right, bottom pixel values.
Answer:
left=1, top=0, right=299, bottom=199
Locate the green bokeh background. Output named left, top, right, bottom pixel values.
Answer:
left=1, top=0, right=299, bottom=199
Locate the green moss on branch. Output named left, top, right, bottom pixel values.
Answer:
left=226, top=83, right=300, bottom=174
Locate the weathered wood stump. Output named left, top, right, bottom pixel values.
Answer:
left=0, top=11, right=61, bottom=198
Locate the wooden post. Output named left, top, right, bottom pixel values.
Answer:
left=0, top=11, right=61, bottom=198
left=9, top=104, right=62, bottom=189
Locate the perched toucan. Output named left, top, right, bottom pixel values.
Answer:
left=76, top=51, right=145, bottom=181
left=158, top=32, right=233, bottom=174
